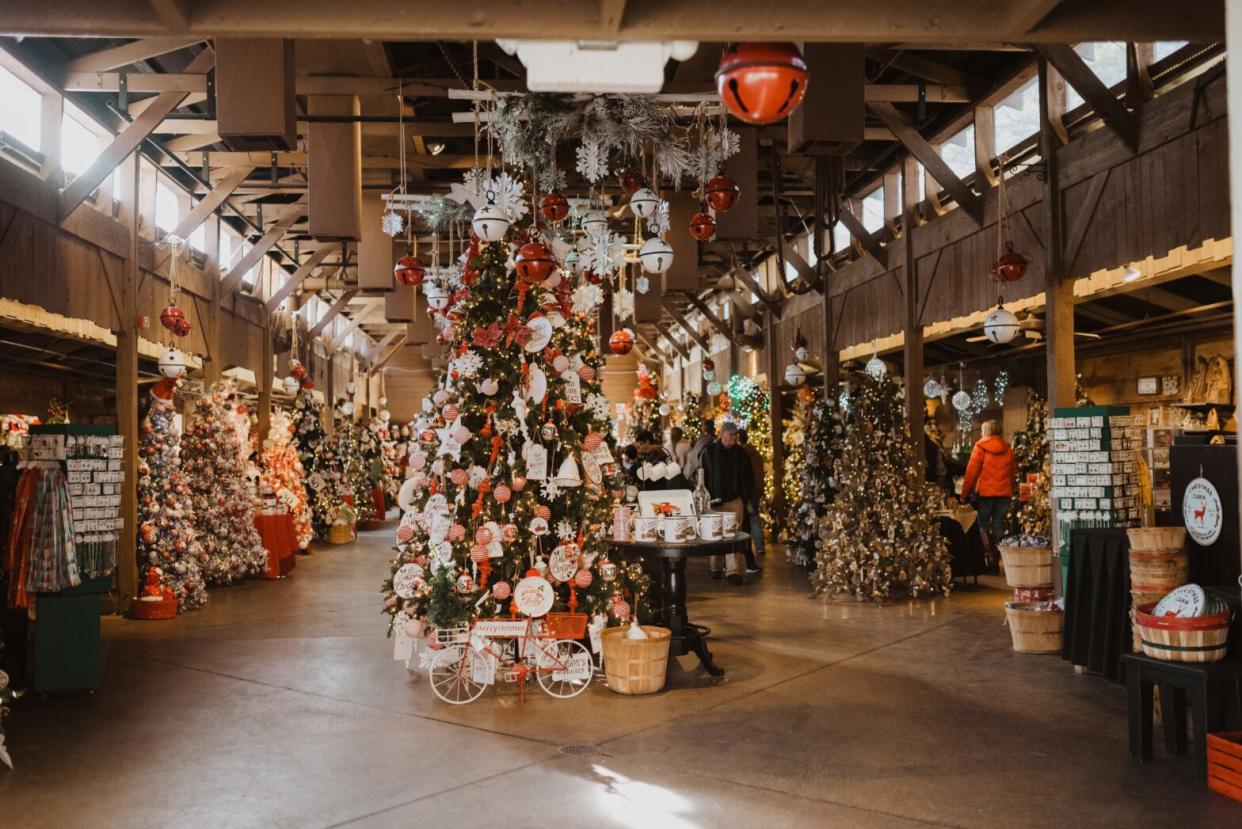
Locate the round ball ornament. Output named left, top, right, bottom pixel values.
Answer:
left=865, top=356, right=887, bottom=380
left=469, top=544, right=488, bottom=564
left=449, top=468, right=468, bottom=487
left=988, top=243, right=1028, bottom=283
left=172, top=317, right=192, bottom=337
left=515, top=242, right=557, bottom=285
left=573, top=569, right=593, bottom=589
left=540, top=192, right=569, bottom=222
left=552, top=354, right=571, bottom=374
left=512, top=475, right=527, bottom=492
left=447, top=523, right=466, bottom=542
left=609, top=328, right=635, bottom=356
left=618, top=167, right=644, bottom=194
left=689, top=211, right=717, bottom=241
left=492, top=581, right=511, bottom=601
left=580, top=210, right=608, bottom=238
left=577, top=364, right=596, bottom=383
left=471, top=203, right=510, bottom=242
left=784, top=363, right=806, bottom=386
left=583, top=432, right=603, bottom=451
left=442, top=403, right=460, bottom=422
left=610, top=596, right=632, bottom=621
left=290, top=362, right=308, bottom=381
left=159, top=304, right=186, bottom=332
left=341, top=401, right=356, bottom=417
left=513, top=573, right=555, bottom=617
left=540, top=421, right=558, bottom=442
left=533, top=504, right=552, bottom=520
left=600, top=559, right=618, bottom=582
left=629, top=187, right=660, bottom=219
left=158, top=347, right=187, bottom=379
left=478, top=378, right=499, bottom=396
left=423, top=281, right=450, bottom=311
left=706, top=380, right=722, bottom=396
left=493, top=484, right=511, bottom=503
left=283, top=376, right=300, bottom=395
left=394, top=255, right=425, bottom=287
left=638, top=237, right=674, bottom=274
left=658, top=403, right=671, bottom=416
left=704, top=176, right=741, bottom=212
left=455, top=573, right=474, bottom=594
left=952, top=390, right=972, bottom=412
left=923, top=378, right=943, bottom=399
left=564, top=249, right=583, bottom=276
left=983, top=305, right=1020, bottom=344
left=715, top=42, right=809, bottom=125
left=395, top=523, right=414, bottom=543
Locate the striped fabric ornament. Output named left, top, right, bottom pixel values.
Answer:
left=573, top=569, right=593, bottom=588
left=447, top=523, right=466, bottom=541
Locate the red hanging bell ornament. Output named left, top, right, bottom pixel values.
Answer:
left=609, top=328, right=634, bottom=356
left=172, top=317, right=192, bottom=337
left=540, top=192, right=569, bottom=223
left=705, top=175, right=741, bottom=212
left=618, top=167, right=644, bottom=194
left=159, top=305, right=186, bottom=332
left=988, top=242, right=1028, bottom=283
left=515, top=242, right=556, bottom=285
left=715, top=42, right=809, bottom=125
left=394, top=255, right=425, bottom=287
left=291, top=363, right=308, bottom=381
left=689, top=211, right=717, bottom=241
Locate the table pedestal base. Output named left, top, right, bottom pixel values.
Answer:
left=663, top=556, right=724, bottom=677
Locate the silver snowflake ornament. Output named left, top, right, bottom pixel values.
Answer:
left=381, top=210, right=405, bottom=237
left=540, top=479, right=562, bottom=500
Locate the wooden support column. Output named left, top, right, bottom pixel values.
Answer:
left=115, top=153, right=141, bottom=613
left=1227, top=1, right=1242, bottom=575
left=203, top=216, right=222, bottom=383
left=258, top=322, right=273, bottom=439
left=1039, top=57, right=1075, bottom=409
left=815, top=157, right=839, bottom=394
left=903, top=155, right=925, bottom=468
left=765, top=311, right=786, bottom=522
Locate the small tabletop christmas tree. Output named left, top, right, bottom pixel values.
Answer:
left=181, top=385, right=267, bottom=584
left=813, top=373, right=952, bottom=601
left=790, top=395, right=846, bottom=569
left=137, top=393, right=207, bottom=611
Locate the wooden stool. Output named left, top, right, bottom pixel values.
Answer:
left=1122, top=653, right=1242, bottom=778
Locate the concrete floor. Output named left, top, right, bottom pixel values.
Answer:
left=1, top=523, right=1234, bottom=828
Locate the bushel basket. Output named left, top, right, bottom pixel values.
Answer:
left=999, top=545, right=1052, bottom=588
left=601, top=626, right=671, bottom=695
left=1134, top=602, right=1230, bottom=663
left=1004, top=602, right=1063, bottom=653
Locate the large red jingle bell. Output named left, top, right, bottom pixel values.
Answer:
left=540, top=192, right=569, bottom=223
left=608, top=328, right=634, bottom=356
left=715, top=42, right=809, bottom=125
left=988, top=242, right=1028, bottom=283
left=151, top=377, right=177, bottom=401
left=159, top=305, right=186, bottom=332
left=291, top=363, right=308, bottom=381
left=689, top=211, right=717, bottom=241
left=515, top=242, right=556, bottom=285
left=394, top=255, right=425, bottom=287
left=302, top=379, right=316, bottom=390
left=172, top=317, right=192, bottom=337
left=705, top=175, right=741, bottom=212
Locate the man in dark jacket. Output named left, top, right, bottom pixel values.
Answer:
left=701, top=422, right=754, bottom=584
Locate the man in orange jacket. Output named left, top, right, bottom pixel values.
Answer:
left=960, top=420, right=1015, bottom=559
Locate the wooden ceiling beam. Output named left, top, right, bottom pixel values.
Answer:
left=59, top=48, right=213, bottom=220
left=65, top=36, right=203, bottom=72
left=1034, top=43, right=1140, bottom=151
left=171, top=150, right=476, bottom=170
left=219, top=201, right=305, bottom=300
left=308, top=290, right=358, bottom=338
left=653, top=321, right=690, bottom=361
left=663, top=301, right=712, bottom=354
left=373, top=336, right=409, bottom=371
left=264, top=245, right=333, bottom=313
left=685, top=295, right=736, bottom=347
left=835, top=202, right=888, bottom=268
left=868, top=100, right=984, bottom=226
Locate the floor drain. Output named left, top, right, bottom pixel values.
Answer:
left=558, top=743, right=602, bottom=756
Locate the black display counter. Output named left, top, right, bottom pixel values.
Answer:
left=1061, top=528, right=1132, bottom=681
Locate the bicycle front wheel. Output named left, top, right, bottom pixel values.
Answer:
left=428, top=646, right=487, bottom=704
left=536, top=640, right=593, bottom=699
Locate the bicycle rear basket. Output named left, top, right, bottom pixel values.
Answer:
left=544, top=612, right=588, bottom=639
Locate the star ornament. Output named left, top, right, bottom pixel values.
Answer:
left=435, top=420, right=464, bottom=460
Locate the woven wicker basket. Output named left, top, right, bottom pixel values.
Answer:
left=1128, top=549, right=1187, bottom=594
left=1126, top=526, right=1186, bottom=551
left=601, top=626, right=671, bottom=695
left=328, top=522, right=354, bottom=545
left=999, top=545, right=1053, bottom=588
left=1134, top=602, right=1230, bottom=663
left=1004, top=602, right=1063, bottom=653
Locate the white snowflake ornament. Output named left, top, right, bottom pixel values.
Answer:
left=575, top=139, right=608, bottom=183
left=381, top=210, right=405, bottom=237
left=635, top=275, right=651, bottom=294
left=556, top=519, right=576, bottom=541
left=571, top=283, right=603, bottom=315
left=613, top=288, right=635, bottom=322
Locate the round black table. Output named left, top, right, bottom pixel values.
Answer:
left=612, top=532, right=750, bottom=677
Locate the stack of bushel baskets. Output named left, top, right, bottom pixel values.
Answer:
left=1126, top=527, right=1188, bottom=650
left=1000, top=536, right=1062, bottom=653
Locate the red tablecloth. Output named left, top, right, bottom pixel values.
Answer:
left=256, top=513, right=298, bottom=579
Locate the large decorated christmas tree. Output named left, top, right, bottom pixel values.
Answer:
left=1012, top=391, right=1051, bottom=537
left=261, top=408, right=314, bottom=550
left=382, top=215, right=649, bottom=636
left=137, top=393, right=207, bottom=611
left=294, top=391, right=338, bottom=538
left=181, top=386, right=267, bottom=584
left=334, top=415, right=376, bottom=524
left=790, top=395, right=846, bottom=569
left=781, top=389, right=813, bottom=529
left=813, top=374, right=951, bottom=601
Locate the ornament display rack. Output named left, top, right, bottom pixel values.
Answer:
left=1049, top=406, right=1144, bottom=589
left=25, top=424, right=123, bottom=693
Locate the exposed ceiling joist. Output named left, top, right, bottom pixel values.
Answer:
left=219, top=201, right=305, bottom=300
left=65, top=36, right=204, bottom=72
left=308, top=290, right=358, bottom=338
left=264, top=245, right=334, bottom=313
left=1034, top=43, right=1140, bottom=151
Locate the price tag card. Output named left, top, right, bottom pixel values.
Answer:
left=471, top=652, right=497, bottom=685
left=525, top=443, right=548, bottom=480
left=562, top=371, right=582, bottom=404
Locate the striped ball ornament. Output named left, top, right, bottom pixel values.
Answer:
left=492, top=581, right=511, bottom=600
left=450, top=468, right=468, bottom=486
left=512, top=475, right=527, bottom=491
left=534, top=504, right=552, bottom=520
left=443, top=403, right=459, bottom=422
left=573, top=569, right=593, bottom=588
left=395, top=523, right=414, bottom=543
left=475, top=526, right=494, bottom=545
left=577, top=365, right=595, bottom=383
left=611, top=597, right=631, bottom=621
left=447, top=523, right=466, bottom=541
left=470, top=544, right=489, bottom=563
left=583, top=432, right=602, bottom=451
left=493, top=484, right=511, bottom=503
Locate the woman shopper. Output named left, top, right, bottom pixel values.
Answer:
left=960, top=419, right=1015, bottom=566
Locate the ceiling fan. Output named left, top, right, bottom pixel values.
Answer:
left=966, top=308, right=1102, bottom=344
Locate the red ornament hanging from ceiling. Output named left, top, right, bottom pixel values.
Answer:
left=608, top=329, right=634, bottom=356
left=617, top=167, right=644, bottom=194
left=394, top=255, right=425, bottom=287
left=689, top=211, right=717, bottom=241
left=988, top=242, right=1028, bottom=283
left=159, top=305, right=185, bottom=332
left=705, top=175, right=741, bottom=212
left=715, top=42, right=809, bottom=125
left=515, top=242, right=557, bottom=285
left=540, top=192, right=569, bottom=223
